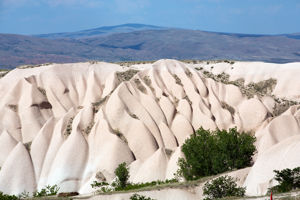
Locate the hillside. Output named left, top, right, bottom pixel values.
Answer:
left=1, top=26, right=300, bottom=69
left=34, top=23, right=165, bottom=39
left=0, top=60, right=299, bottom=200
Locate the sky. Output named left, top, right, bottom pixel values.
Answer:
left=0, top=0, right=300, bottom=35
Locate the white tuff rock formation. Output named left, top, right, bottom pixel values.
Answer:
left=0, top=59, right=299, bottom=197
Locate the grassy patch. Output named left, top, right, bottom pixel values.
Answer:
left=134, top=78, right=147, bottom=94
left=7, top=104, right=18, bottom=112
left=112, top=128, right=128, bottom=144
left=64, top=117, right=74, bottom=138
left=221, top=101, right=235, bottom=115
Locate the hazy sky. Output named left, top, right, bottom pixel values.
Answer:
left=0, top=0, right=300, bottom=35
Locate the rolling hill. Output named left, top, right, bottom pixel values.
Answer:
left=1, top=24, right=300, bottom=69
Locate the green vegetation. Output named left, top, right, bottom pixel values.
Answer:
left=33, top=185, right=59, bottom=197
left=115, top=61, right=155, bottom=67
left=269, top=167, right=300, bottom=193
left=83, top=121, right=95, bottom=135
left=172, top=74, right=183, bottom=86
left=113, top=179, right=178, bottom=192
left=177, top=127, right=256, bottom=180
left=37, top=87, right=47, bottom=97
left=130, top=193, right=156, bottom=200
left=203, top=176, right=245, bottom=200
left=0, top=70, right=10, bottom=79
left=91, top=163, right=178, bottom=194
left=112, top=128, right=128, bottom=144
left=199, top=70, right=300, bottom=116
left=0, top=192, right=18, bottom=200
left=18, top=63, right=53, bottom=69
left=64, top=117, right=74, bottom=138
left=114, top=162, right=130, bottom=189
left=221, top=101, right=235, bottom=115
left=91, top=181, right=109, bottom=189
left=7, top=104, right=18, bottom=112
left=134, top=78, right=147, bottom=93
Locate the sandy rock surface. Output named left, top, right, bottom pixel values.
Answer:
left=0, top=59, right=299, bottom=198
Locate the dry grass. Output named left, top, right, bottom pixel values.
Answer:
left=116, top=69, right=139, bottom=81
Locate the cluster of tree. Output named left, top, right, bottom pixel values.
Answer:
left=203, top=175, right=245, bottom=200
left=269, top=167, right=300, bottom=193
left=177, top=127, right=256, bottom=180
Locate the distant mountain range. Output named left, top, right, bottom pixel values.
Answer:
left=35, top=23, right=166, bottom=39
left=1, top=23, right=300, bottom=69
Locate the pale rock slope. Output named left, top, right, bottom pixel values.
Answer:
left=0, top=59, right=299, bottom=197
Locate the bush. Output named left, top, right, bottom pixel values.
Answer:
left=269, top=167, right=300, bottom=193
left=114, top=162, right=130, bottom=189
left=0, top=192, right=18, bottom=200
left=90, top=181, right=109, bottom=188
left=203, top=176, right=245, bottom=200
left=130, top=193, right=156, bottom=200
left=33, top=185, right=60, bottom=197
left=177, top=127, right=256, bottom=180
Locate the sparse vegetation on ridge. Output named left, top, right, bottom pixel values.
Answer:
left=64, top=117, right=74, bottom=137
left=116, top=69, right=139, bottom=81
left=18, top=63, right=53, bottom=69
left=197, top=69, right=300, bottom=116
left=0, top=70, right=10, bottom=79
left=112, top=128, right=128, bottom=144
left=134, top=78, right=147, bottom=93
left=7, top=104, right=18, bottom=112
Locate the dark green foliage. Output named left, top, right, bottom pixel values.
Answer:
left=177, top=127, right=256, bottom=180
left=114, top=162, right=130, bottom=189
left=0, top=192, right=18, bottom=200
left=33, top=185, right=59, bottom=197
left=203, top=176, right=245, bottom=200
left=90, top=181, right=109, bottom=188
left=269, top=167, right=300, bottom=193
left=130, top=193, right=156, bottom=200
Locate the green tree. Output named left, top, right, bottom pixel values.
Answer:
left=114, top=162, right=130, bottom=189
left=177, top=127, right=256, bottom=180
left=0, top=192, right=18, bottom=200
left=269, top=167, right=300, bottom=193
left=203, top=175, right=245, bottom=200
left=130, top=193, right=156, bottom=200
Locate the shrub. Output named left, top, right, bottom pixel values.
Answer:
left=114, top=162, right=130, bottom=189
left=90, top=181, right=109, bottom=188
left=203, top=176, right=245, bottom=200
left=269, top=167, right=300, bottom=193
left=0, top=192, right=18, bottom=200
left=130, top=193, right=156, bottom=200
left=177, top=127, right=256, bottom=180
left=18, top=191, right=29, bottom=198
left=33, top=185, right=59, bottom=197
